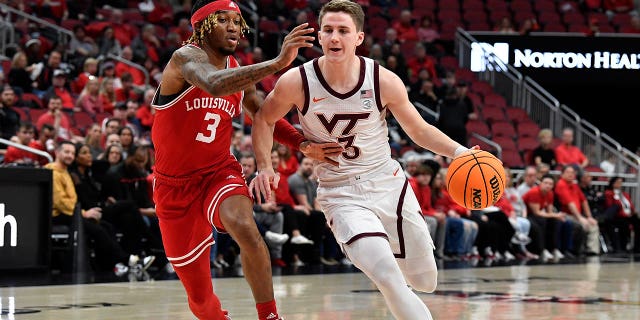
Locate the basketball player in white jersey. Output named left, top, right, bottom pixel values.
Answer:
left=252, top=1, right=477, bottom=319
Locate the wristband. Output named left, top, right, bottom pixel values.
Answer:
left=454, top=146, right=469, bottom=158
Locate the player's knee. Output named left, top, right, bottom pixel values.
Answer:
left=407, top=270, right=438, bottom=293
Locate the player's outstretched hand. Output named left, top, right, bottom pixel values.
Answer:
left=251, top=168, right=280, bottom=204
left=276, top=23, right=315, bottom=68
left=300, top=141, right=344, bottom=166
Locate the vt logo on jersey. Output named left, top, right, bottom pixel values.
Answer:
left=315, top=112, right=370, bottom=160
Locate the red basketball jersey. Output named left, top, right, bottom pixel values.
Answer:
left=151, top=55, right=243, bottom=177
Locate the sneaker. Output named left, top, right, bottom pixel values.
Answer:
left=470, top=246, right=480, bottom=257
left=292, top=259, right=305, bottom=267
left=265, top=231, right=290, bottom=245
left=483, top=247, right=494, bottom=258
left=494, top=251, right=504, bottom=261
left=320, top=257, right=339, bottom=266
left=128, top=254, right=140, bottom=268
left=290, top=235, right=314, bottom=245
left=553, top=249, right=565, bottom=260
left=340, top=257, right=353, bottom=266
left=114, top=262, right=129, bottom=276
left=165, top=262, right=175, bottom=274
left=216, top=257, right=230, bottom=268
left=211, top=259, right=223, bottom=269
left=503, top=251, right=516, bottom=261
left=141, top=255, right=156, bottom=272
left=541, top=249, right=553, bottom=262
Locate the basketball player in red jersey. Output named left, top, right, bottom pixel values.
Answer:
left=150, top=1, right=342, bottom=319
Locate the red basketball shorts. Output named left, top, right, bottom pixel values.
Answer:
left=153, top=160, right=250, bottom=267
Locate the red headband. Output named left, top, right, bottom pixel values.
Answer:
left=191, top=1, right=242, bottom=29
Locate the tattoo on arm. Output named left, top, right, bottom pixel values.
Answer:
left=175, top=47, right=281, bottom=97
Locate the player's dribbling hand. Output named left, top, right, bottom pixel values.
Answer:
left=276, top=23, right=315, bottom=68
left=252, top=168, right=280, bottom=204
left=300, top=141, right=344, bottom=166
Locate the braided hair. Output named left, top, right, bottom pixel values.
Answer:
left=186, top=0, right=250, bottom=45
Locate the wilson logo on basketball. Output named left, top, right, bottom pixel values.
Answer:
left=490, top=176, right=501, bottom=203
left=472, top=189, right=482, bottom=209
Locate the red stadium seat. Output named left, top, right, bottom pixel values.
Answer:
left=516, top=121, right=541, bottom=138
left=505, top=107, right=530, bottom=124
left=29, top=109, right=47, bottom=124
left=21, top=93, right=43, bottom=109
left=483, top=93, right=507, bottom=109
left=439, top=56, right=459, bottom=71
left=500, top=149, right=525, bottom=168
left=491, top=120, right=517, bottom=138
left=493, top=135, right=518, bottom=151
left=469, top=135, right=493, bottom=151
left=481, top=105, right=506, bottom=124
left=517, top=136, right=539, bottom=153
left=72, top=112, right=95, bottom=131
left=11, top=107, right=28, bottom=121
left=470, top=80, right=494, bottom=97
left=466, top=119, right=491, bottom=137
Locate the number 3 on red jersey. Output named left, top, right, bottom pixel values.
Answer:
left=195, top=112, right=221, bottom=143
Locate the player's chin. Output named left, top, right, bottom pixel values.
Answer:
left=219, top=47, right=236, bottom=56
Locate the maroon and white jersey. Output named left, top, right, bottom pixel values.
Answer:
left=151, top=50, right=243, bottom=178
left=297, top=56, right=390, bottom=186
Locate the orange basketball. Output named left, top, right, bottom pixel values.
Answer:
left=445, top=150, right=506, bottom=210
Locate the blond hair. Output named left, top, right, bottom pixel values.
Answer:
left=319, top=0, right=365, bottom=32
left=186, top=12, right=249, bottom=45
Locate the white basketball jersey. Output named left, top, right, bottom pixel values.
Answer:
left=298, top=56, right=391, bottom=186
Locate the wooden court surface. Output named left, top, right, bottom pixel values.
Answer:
left=1, top=259, right=639, bottom=320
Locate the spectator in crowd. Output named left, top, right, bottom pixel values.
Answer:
left=555, top=127, right=589, bottom=171
left=2, top=122, right=38, bottom=165
left=29, top=123, right=55, bottom=166
left=599, top=151, right=617, bottom=175
left=35, top=0, right=68, bottom=23
left=115, top=72, right=140, bottom=103
left=8, top=51, right=35, bottom=95
left=0, top=86, right=21, bottom=148
left=131, top=24, right=162, bottom=65
left=436, top=82, right=476, bottom=147
left=171, top=17, right=193, bottom=43
left=603, top=176, right=640, bottom=252
left=268, top=148, right=315, bottom=266
left=118, top=126, right=136, bottom=159
left=240, top=152, right=290, bottom=267
left=98, top=26, right=123, bottom=58
left=431, top=171, right=478, bottom=259
left=84, top=123, right=104, bottom=159
left=75, top=76, right=106, bottom=116
left=495, top=16, right=517, bottom=34
left=523, top=174, right=568, bottom=261
left=519, top=18, right=540, bottom=35
left=122, top=99, right=144, bottom=137
left=136, top=88, right=156, bottom=133
left=68, top=25, right=99, bottom=67
left=99, top=76, right=117, bottom=113
left=35, top=50, right=63, bottom=94
left=620, top=15, right=640, bottom=33
left=288, top=156, right=341, bottom=266
left=230, top=129, right=244, bottom=160
left=70, top=142, right=171, bottom=273
left=416, top=16, right=440, bottom=50
left=381, top=28, right=400, bottom=58
left=516, top=165, right=539, bottom=196
left=275, top=143, right=299, bottom=180
left=391, top=9, right=418, bottom=43
left=555, top=165, right=599, bottom=255
left=46, top=141, right=151, bottom=274
left=369, top=43, right=385, bottom=65
left=98, top=143, right=124, bottom=168
left=73, top=58, right=99, bottom=95
left=36, top=95, right=81, bottom=143
left=410, top=78, right=440, bottom=115
left=407, top=43, right=438, bottom=81
left=409, top=164, right=447, bottom=259
left=115, top=48, right=145, bottom=87
left=530, top=128, right=557, bottom=167
left=502, top=167, right=539, bottom=259
left=109, top=9, right=136, bottom=47
left=385, top=55, right=410, bottom=85
left=43, top=69, right=76, bottom=112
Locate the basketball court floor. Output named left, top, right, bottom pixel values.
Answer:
left=1, top=255, right=639, bottom=320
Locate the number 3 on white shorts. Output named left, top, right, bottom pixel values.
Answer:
left=195, top=112, right=221, bottom=143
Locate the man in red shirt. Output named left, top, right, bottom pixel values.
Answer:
left=3, top=122, right=38, bottom=165
left=522, top=174, right=568, bottom=260
left=554, top=165, right=600, bottom=255
left=43, top=70, right=76, bottom=111
left=36, top=95, right=81, bottom=143
left=554, top=127, right=589, bottom=170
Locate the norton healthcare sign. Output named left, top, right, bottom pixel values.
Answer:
left=468, top=32, right=640, bottom=86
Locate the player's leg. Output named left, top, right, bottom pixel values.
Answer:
left=218, top=194, right=279, bottom=320
left=344, top=236, right=433, bottom=320
left=154, top=182, right=224, bottom=320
